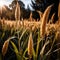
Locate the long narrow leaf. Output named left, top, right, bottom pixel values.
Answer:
left=10, top=41, right=18, bottom=53
left=36, top=31, right=41, bottom=58
left=40, top=40, right=49, bottom=57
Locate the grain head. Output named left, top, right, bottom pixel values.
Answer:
left=28, top=32, right=33, bottom=58
left=40, top=5, right=53, bottom=37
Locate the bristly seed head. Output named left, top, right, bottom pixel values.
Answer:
left=28, top=32, right=33, bottom=58
left=2, top=40, right=9, bottom=56
left=40, top=5, right=53, bottom=37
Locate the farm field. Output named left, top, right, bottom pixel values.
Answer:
left=0, top=0, right=60, bottom=60
left=0, top=16, right=60, bottom=60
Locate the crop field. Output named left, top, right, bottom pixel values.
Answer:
left=0, top=1, right=60, bottom=60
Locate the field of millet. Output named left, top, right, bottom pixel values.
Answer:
left=0, top=3, right=60, bottom=60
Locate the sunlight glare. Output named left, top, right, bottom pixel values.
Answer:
left=0, top=0, right=7, bottom=14
left=0, top=0, right=5, bottom=8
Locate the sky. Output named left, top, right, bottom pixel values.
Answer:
left=1, top=0, right=12, bottom=6
left=21, top=0, right=31, bottom=8
left=1, top=0, right=31, bottom=8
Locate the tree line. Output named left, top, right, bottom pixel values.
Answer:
left=0, top=0, right=59, bottom=21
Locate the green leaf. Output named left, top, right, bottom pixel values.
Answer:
left=14, top=27, right=23, bottom=35
left=16, top=53, right=22, bottom=60
left=45, top=33, right=57, bottom=56
left=32, top=48, right=36, bottom=60
left=19, top=28, right=27, bottom=40
left=23, top=48, right=29, bottom=60
left=10, top=41, right=18, bottom=53
left=1, top=32, right=5, bottom=39
left=40, top=40, right=49, bottom=57
left=36, top=31, right=41, bottom=58
left=22, top=35, right=29, bottom=49
left=23, top=48, right=28, bottom=56
left=18, top=28, right=27, bottom=51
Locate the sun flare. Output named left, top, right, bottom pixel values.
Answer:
left=0, top=0, right=5, bottom=8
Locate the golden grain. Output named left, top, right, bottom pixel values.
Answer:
left=28, top=32, right=33, bottom=58
left=2, top=40, right=9, bottom=56
left=37, top=10, right=43, bottom=19
left=58, top=2, right=60, bottom=20
left=40, top=5, right=52, bottom=37
left=50, top=13, right=55, bottom=23
left=29, top=12, right=33, bottom=21
left=15, top=2, right=20, bottom=20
